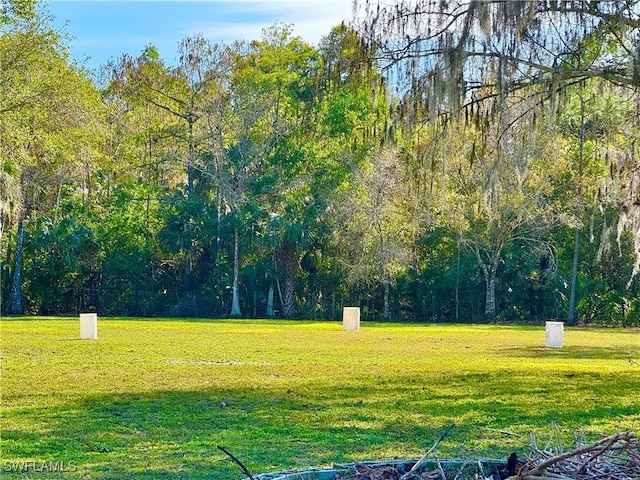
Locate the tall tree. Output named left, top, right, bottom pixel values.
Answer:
left=107, top=35, right=228, bottom=314
left=217, top=24, right=322, bottom=317
left=355, top=0, right=640, bottom=283
left=107, top=37, right=217, bottom=196
left=1, top=2, right=105, bottom=313
left=1, top=0, right=53, bottom=245
left=213, top=39, right=278, bottom=317
left=315, top=23, right=392, bottom=317
left=434, top=108, right=570, bottom=320
left=336, top=148, right=423, bottom=319
left=558, top=82, right=640, bottom=323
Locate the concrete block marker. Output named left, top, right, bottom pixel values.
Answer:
left=342, top=307, right=360, bottom=331
left=545, top=321, right=563, bottom=348
left=80, top=313, right=98, bottom=339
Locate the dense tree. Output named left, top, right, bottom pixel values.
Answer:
left=4, top=1, right=638, bottom=325
left=108, top=39, right=210, bottom=196
left=315, top=24, right=395, bottom=318
left=336, top=148, right=424, bottom=319
left=211, top=35, right=287, bottom=317
left=222, top=23, right=380, bottom=318
left=454, top=120, right=567, bottom=321
left=354, top=0, right=640, bottom=287
left=555, top=81, right=640, bottom=324
left=106, top=35, right=233, bottom=314
left=1, top=1, right=105, bottom=312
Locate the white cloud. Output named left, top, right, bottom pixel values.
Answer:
left=183, top=0, right=354, bottom=44
left=49, top=0, right=358, bottom=70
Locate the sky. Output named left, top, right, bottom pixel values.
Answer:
left=46, top=0, right=357, bottom=72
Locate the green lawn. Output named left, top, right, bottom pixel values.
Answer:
left=1, top=318, right=639, bottom=479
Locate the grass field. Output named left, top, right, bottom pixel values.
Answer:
left=1, top=317, right=639, bottom=479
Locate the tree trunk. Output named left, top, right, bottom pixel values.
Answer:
left=2, top=227, right=14, bottom=312
left=230, top=227, right=241, bottom=317
left=478, top=255, right=499, bottom=323
left=9, top=215, right=25, bottom=314
left=567, top=227, right=580, bottom=326
left=265, top=283, right=274, bottom=317
left=282, top=273, right=296, bottom=317
left=277, top=240, right=298, bottom=318
left=187, top=118, right=195, bottom=198
left=484, top=272, right=496, bottom=322
left=331, top=290, right=336, bottom=321
left=216, top=185, right=223, bottom=312
left=383, top=283, right=390, bottom=319
left=472, top=244, right=499, bottom=322
left=455, top=236, right=461, bottom=322
left=568, top=98, right=585, bottom=327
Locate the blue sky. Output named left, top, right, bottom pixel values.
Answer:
left=46, top=0, right=356, bottom=72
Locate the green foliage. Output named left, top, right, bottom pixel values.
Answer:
left=574, top=231, right=639, bottom=327
left=3, top=3, right=639, bottom=324
left=24, top=216, right=100, bottom=314
left=94, top=185, right=166, bottom=316
left=2, top=319, right=639, bottom=479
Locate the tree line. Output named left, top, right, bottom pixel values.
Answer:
left=1, top=0, right=638, bottom=326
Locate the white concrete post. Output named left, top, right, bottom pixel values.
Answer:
left=545, top=321, right=563, bottom=348
left=80, top=313, right=98, bottom=339
left=342, top=307, right=360, bottom=331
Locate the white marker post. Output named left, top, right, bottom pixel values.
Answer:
left=342, top=307, right=360, bottom=331
left=80, top=313, right=98, bottom=339
left=545, top=321, right=563, bottom=348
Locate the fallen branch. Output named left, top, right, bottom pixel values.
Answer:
left=510, top=431, right=638, bottom=480
left=400, top=424, right=456, bottom=480
left=257, top=429, right=638, bottom=480
left=218, top=445, right=256, bottom=480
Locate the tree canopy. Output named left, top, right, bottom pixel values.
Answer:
left=1, top=0, right=638, bottom=325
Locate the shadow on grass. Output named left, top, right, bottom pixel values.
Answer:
left=0, top=315, right=338, bottom=326
left=501, top=345, right=639, bottom=360
left=3, top=367, right=639, bottom=480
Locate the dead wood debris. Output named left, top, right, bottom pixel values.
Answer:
left=218, top=445, right=256, bottom=480
left=334, top=431, right=639, bottom=480
left=512, top=431, right=639, bottom=480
